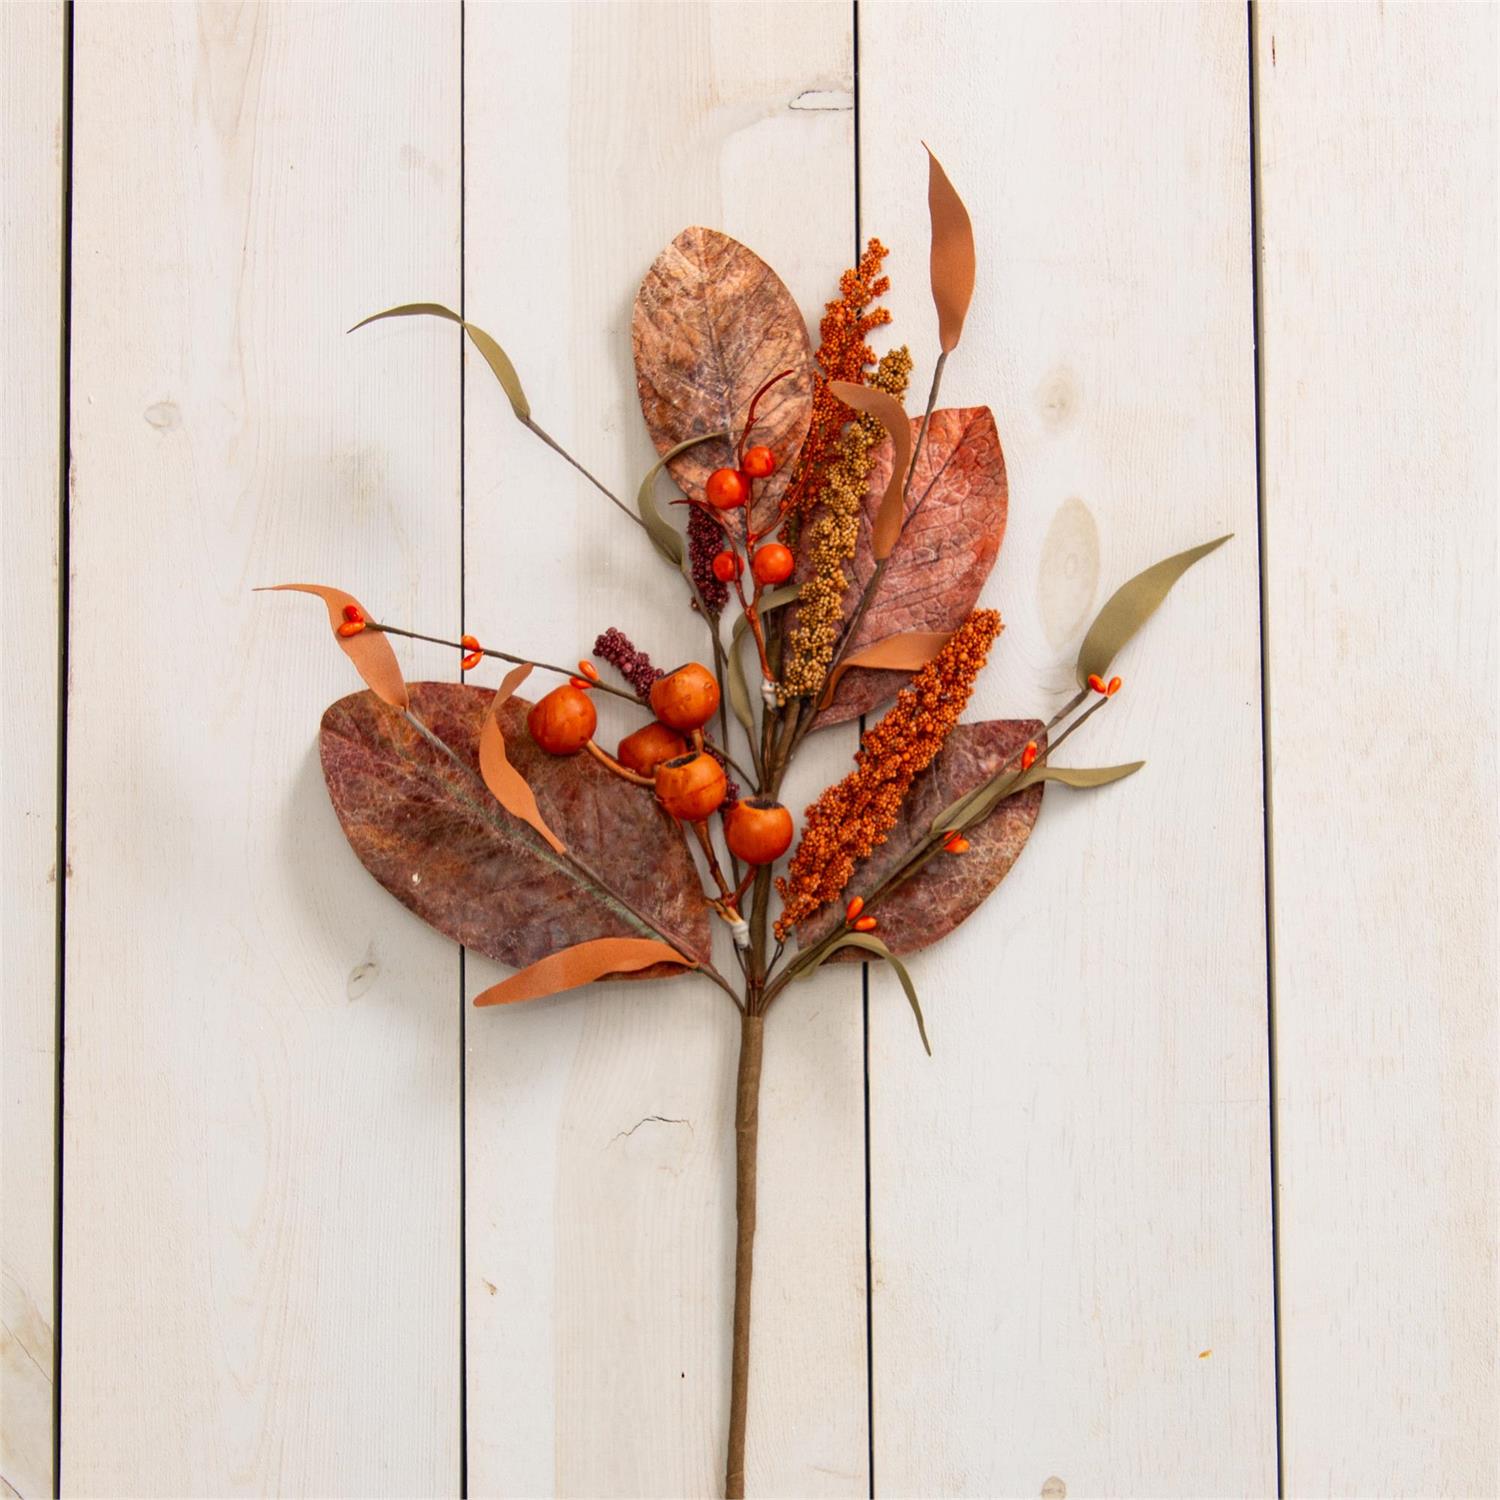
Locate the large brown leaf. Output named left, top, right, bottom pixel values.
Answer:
left=797, top=720, right=1042, bottom=958
left=320, top=681, right=712, bottom=978
left=811, top=406, right=1007, bottom=727
left=632, top=227, right=814, bottom=526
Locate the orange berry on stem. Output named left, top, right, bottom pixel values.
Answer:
left=712, top=550, right=743, bottom=583
left=650, top=662, right=721, bottom=731
left=654, top=751, right=728, bottom=821
left=751, top=542, right=794, bottom=586
left=336, top=619, right=366, bottom=638
left=1087, top=673, right=1107, bottom=694
left=943, top=834, right=970, bottom=855
left=1020, top=740, right=1038, bottom=771
left=724, top=798, right=794, bottom=866
left=706, top=468, right=750, bottom=510
left=852, top=915, right=878, bottom=932
left=1107, top=676, right=1122, bottom=696
left=577, top=660, right=600, bottom=682
left=342, top=603, right=364, bottom=623
left=616, top=721, right=688, bottom=776
left=461, top=634, right=483, bottom=671
left=527, top=684, right=597, bottom=756
left=845, top=896, right=865, bottom=923
left=741, top=445, right=776, bottom=479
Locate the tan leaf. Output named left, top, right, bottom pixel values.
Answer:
left=478, top=664, right=566, bottom=854
left=817, top=630, right=952, bottom=710
left=263, top=584, right=407, bottom=709
left=633, top=227, right=814, bottom=527
left=473, top=936, right=695, bottom=1007
left=827, top=379, right=912, bottom=558
left=925, top=146, right=976, bottom=353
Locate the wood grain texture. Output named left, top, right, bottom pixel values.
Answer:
left=859, top=4, right=1277, bottom=1494
left=1255, top=6, right=1498, bottom=1494
left=61, top=6, right=462, bottom=1492
left=1, top=6, right=63, bottom=1495
left=459, top=4, right=865, bottom=1493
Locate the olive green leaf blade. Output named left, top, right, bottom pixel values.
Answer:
left=799, top=932, right=930, bottom=1055
left=351, top=303, right=530, bottom=421
left=635, top=431, right=729, bottom=567
left=932, top=759, right=1144, bottom=836
left=1075, top=534, right=1231, bottom=687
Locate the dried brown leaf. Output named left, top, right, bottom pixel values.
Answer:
left=925, top=146, right=976, bottom=353
left=633, top=227, right=813, bottom=527
left=478, top=664, right=566, bottom=854
left=321, top=682, right=711, bottom=976
left=264, top=584, right=407, bottom=709
left=811, top=407, right=1007, bottom=726
left=473, top=936, right=695, bottom=1007
left=797, top=720, right=1043, bottom=958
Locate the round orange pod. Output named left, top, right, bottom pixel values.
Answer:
left=617, top=721, right=688, bottom=776
left=751, top=542, right=794, bottom=586
left=650, top=662, right=721, bottom=731
left=724, top=797, right=794, bottom=866
left=712, top=550, right=743, bottom=582
left=705, top=467, right=750, bottom=510
left=654, top=751, right=728, bottom=821
left=741, top=445, right=776, bottom=479
left=526, top=683, right=597, bottom=756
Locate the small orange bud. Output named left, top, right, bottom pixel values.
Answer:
left=1020, top=740, right=1038, bottom=771
left=845, top=896, right=865, bottom=923
left=341, top=603, right=364, bottom=624
left=852, top=915, right=878, bottom=932
left=336, top=619, right=366, bottom=638
left=1087, top=673, right=1107, bottom=694
left=569, top=676, right=592, bottom=690
left=460, top=634, right=483, bottom=671
left=943, top=833, right=970, bottom=854
left=576, top=660, right=600, bottom=683
left=1107, top=676, right=1122, bottom=696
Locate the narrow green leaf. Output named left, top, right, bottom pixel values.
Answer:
left=932, top=760, right=1145, bottom=834
left=1075, top=534, right=1231, bottom=687
left=635, top=431, right=728, bottom=567
left=799, top=932, right=931, bottom=1055
left=726, top=585, right=800, bottom=736
left=351, top=303, right=531, bottom=421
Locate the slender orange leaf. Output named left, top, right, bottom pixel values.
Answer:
left=477, top=664, right=567, bottom=854
left=473, top=936, right=696, bottom=1007
left=262, top=584, right=407, bottom=709
left=827, top=379, right=911, bottom=559
left=925, top=145, right=975, bottom=353
left=817, top=630, right=953, bottom=709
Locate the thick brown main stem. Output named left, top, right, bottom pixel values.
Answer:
left=725, top=1011, right=764, bottom=1499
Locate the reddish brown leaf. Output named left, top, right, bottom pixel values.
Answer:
left=811, top=406, right=1007, bottom=727
left=264, top=584, right=407, bottom=709
left=320, top=682, right=711, bottom=977
left=473, top=937, right=695, bottom=1007
left=633, top=227, right=814, bottom=527
left=797, top=720, right=1043, bottom=958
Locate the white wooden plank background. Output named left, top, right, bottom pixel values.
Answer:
left=2, top=5, right=64, bottom=1496
left=1255, top=5, right=1498, bottom=1495
left=0, top=2, right=1494, bottom=1497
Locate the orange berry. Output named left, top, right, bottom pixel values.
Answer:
left=852, top=915, right=878, bottom=932
left=943, top=833, right=970, bottom=854
left=1087, top=673, right=1107, bottom=694
left=654, top=751, right=728, bottom=821
left=706, top=468, right=750, bottom=510
left=712, top=550, right=743, bottom=583
left=1107, top=676, right=1122, bottom=696
left=341, top=603, right=365, bottom=624
left=1020, top=740, right=1038, bottom=771
left=336, top=619, right=366, bottom=638
left=650, top=662, right=721, bottom=732
left=845, top=896, right=865, bottom=923
left=576, top=660, right=600, bottom=682
left=724, top=798, right=794, bottom=866
left=741, top=445, right=776, bottom=479
left=526, top=684, right=597, bottom=756
left=616, top=721, right=688, bottom=776
left=751, top=542, right=794, bottom=586
left=460, top=634, right=483, bottom=671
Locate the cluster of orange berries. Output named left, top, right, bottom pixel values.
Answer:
left=525, top=660, right=793, bottom=867
left=703, top=447, right=796, bottom=590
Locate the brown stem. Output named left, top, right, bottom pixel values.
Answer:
left=584, top=739, right=652, bottom=786
left=725, top=1011, right=764, bottom=1499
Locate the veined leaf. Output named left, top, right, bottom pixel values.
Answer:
left=799, top=932, right=930, bottom=1055
left=635, top=430, right=728, bottom=567
left=925, top=145, right=976, bottom=354
left=351, top=303, right=530, bottom=421
left=478, top=664, right=566, bottom=853
left=473, top=936, right=695, bottom=1007
left=827, top=380, right=911, bottom=559
left=262, top=584, right=407, bottom=709
left=1076, top=534, right=1231, bottom=687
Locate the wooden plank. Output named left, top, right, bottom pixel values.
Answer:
left=459, top=4, right=865, bottom=1493
left=61, top=6, right=463, bottom=1493
left=1255, top=6, right=1498, bottom=1493
left=859, top=5, right=1277, bottom=1494
left=1, top=5, right=64, bottom=1496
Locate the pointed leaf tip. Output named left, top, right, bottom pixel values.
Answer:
left=925, top=146, right=975, bottom=354
left=473, top=936, right=696, bottom=1006
left=1076, top=534, right=1232, bottom=687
